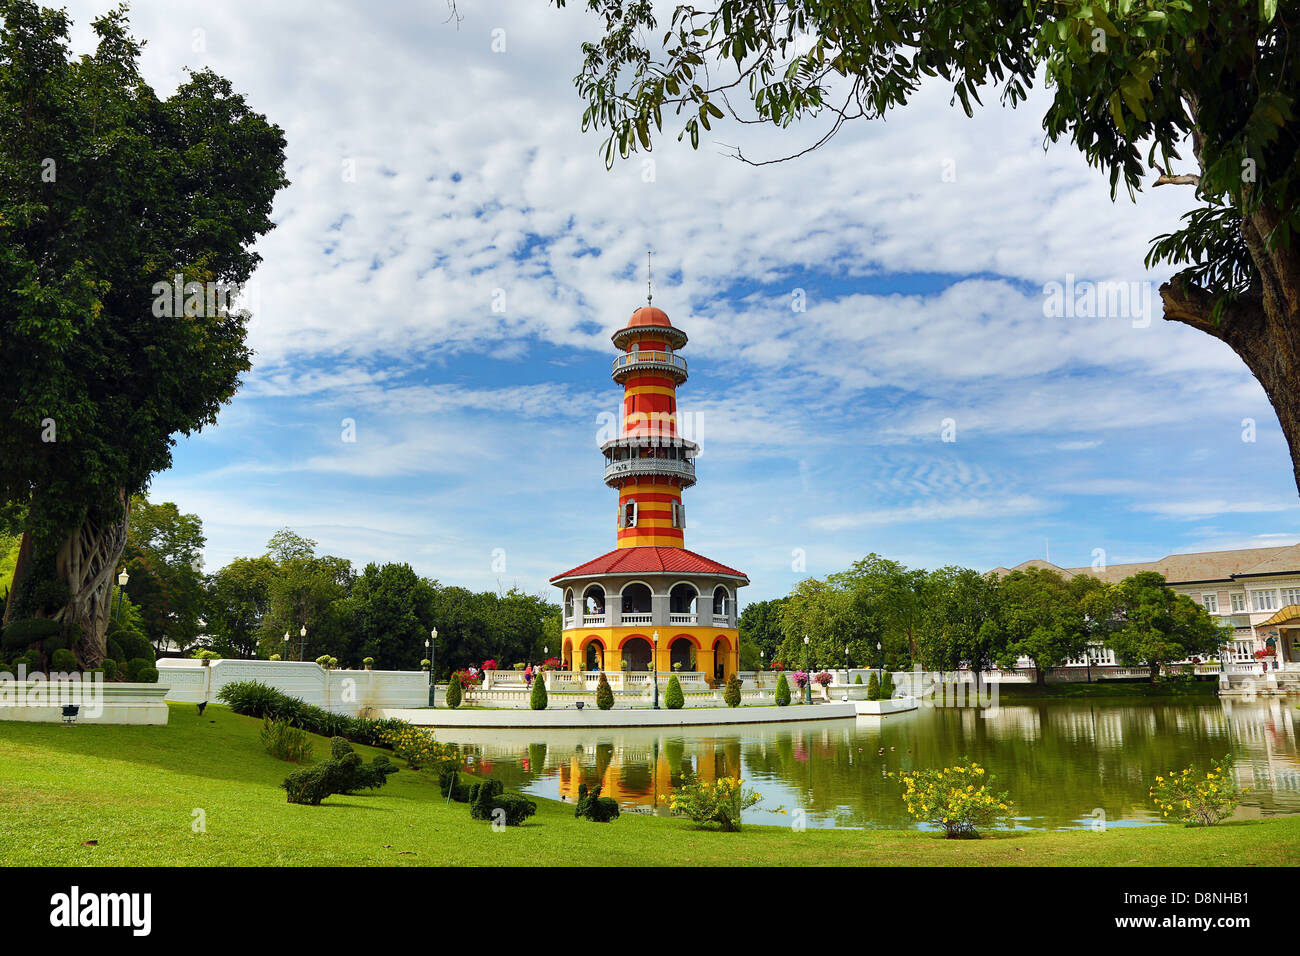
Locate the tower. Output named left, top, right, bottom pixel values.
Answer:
left=550, top=304, right=749, bottom=684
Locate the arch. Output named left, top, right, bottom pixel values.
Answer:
left=621, top=636, right=653, bottom=671
left=564, top=588, right=575, bottom=619
left=579, top=636, right=606, bottom=672
left=669, top=636, right=696, bottom=672
left=712, top=586, right=730, bottom=617
left=620, top=581, right=653, bottom=614
left=582, top=584, right=606, bottom=615
left=711, top=635, right=732, bottom=682
left=616, top=632, right=654, bottom=650
left=669, top=582, right=699, bottom=614
left=562, top=638, right=573, bottom=670
left=711, top=634, right=733, bottom=651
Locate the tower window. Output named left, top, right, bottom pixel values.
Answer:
left=623, top=499, right=638, bottom=529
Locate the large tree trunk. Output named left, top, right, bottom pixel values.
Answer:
left=1161, top=206, right=1300, bottom=494
left=2, top=488, right=130, bottom=667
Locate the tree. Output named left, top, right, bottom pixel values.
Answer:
left=124, top=497, right=206, bottom=652
left=339, top=562, right=435, bottom=669
left=204, top=556, right=276, bottom=658
left=994, top=567, right=1087, bottom=684
left=917, top=567, right=1005, bottom=688
left=529, top=671, right=548, bottom=710
left=1084, top=571, right=1226, bottom=681
left=665, top=673, right=685, bottom=709
left=738, top=598, right=786, bottom=664
left=562, top=0, right=1300, bottom=493
left=0, top=2, right=288, bottom=664
left=596, top=671, right=615, bottom=709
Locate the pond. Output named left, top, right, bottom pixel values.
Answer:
left=435, top=698, right=1300, bottom=830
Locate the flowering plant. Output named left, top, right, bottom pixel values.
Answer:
left=451, top=669, right=482, bottom=687
left=1254, top=648, right=1275, bottom=658
left=814, top=671, right=833, bottom=686
left=1149, top=757, right=1241, bottom=826
left=379, top=726, right=460, bottom=771
left=542, top=657, right=561, bottom=670
left=481, top=659, right=498, bottom=670
left=792, top=670, right=808, bottom=688
left=668, top=775, right=762, bottom=832
left=890, top=758, right=1015, bottom=839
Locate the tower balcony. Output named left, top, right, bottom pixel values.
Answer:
left=611, top=350, right=688, bottom=384
left=603, top=456, right=697, bottom=487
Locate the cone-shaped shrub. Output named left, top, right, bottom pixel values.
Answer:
left=853, top=673, right=863, bottom=685
left=867, top=672, right=880, bottom=700
left=446, top=673, right=463, bottom=709
left=529, top=673, right=548, bottom=710
left=774, top=673, right=791, bottom=706
left=595, top=672, right=614, bottom=710
left=665, top=674, right=684, bottom=709
left=723, top=673, right=742, bottom=708
left=881, top=670, right=894, bottom=698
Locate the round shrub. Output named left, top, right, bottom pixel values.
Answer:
left=136, top=666, right=159, bottom=684
left=50, top=648, right=78, bottom=673
left=595, top=672, right=614, bottom=710
left=2, top=618, right=61, bottom=651
left=109, top=623, right=154, bottom=665
left=774, top=673, right=791, bottom=706
left=664, top=675, right=684, bottom=710
left=100, top=658, right=118, bottom=680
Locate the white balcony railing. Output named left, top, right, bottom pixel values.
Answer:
left=612, top=350, right=687, bottom=378
left=603, top=457, right=696, bottom=484
left=621, top=613, right=653, bottom=625
left=669, top=612, right=697, bottom=625
left=582, top=613, right=607, bottom=626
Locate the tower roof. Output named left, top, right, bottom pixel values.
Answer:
left=550, top=546, right=748, bottom=584
left=626, top=306, right=672, bottom=329
left=613, top=306, right=688, bottom=349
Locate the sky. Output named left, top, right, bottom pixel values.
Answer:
left=61, top=0, right=1300, bottom=606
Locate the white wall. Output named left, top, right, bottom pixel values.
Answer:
left=157, top=658, right=430, bottom=716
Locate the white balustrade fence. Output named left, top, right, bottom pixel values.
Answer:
left=157, top=658, right=430, bottom=715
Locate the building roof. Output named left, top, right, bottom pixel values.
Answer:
left=626, top=306, right=672, bottom=329
left=550, top=546, right=749, bottom=584
left=991, top=543, right=1300, bottom=585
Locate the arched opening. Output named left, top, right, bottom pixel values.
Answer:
left=622, top=636, right=653, bottom=672
left=712, top=636, right=731, bottom=681
left=670, top=637, right=695, bottom=672
left=564, top=589, right=575, bottom=620
left=712, top=586, right=730, bottom=619
left=621, top=582, right=652, bottom=616
left=582, top=638, right=606, bottom=672
left=582, top=585, right=606, bottom=618
left=562, top=639, right=573, bottom=671
left=670, top=583, right=698, bottom=617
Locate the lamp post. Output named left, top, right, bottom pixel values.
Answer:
left=282, top=631, right=289, bottom=660
left=299, top=624, right=307, bottom=661
left=759, top=649, right=764, bottom=689
left=803, top=634, right=811, bottom=705
left=114, top=570, right=129, bottom=622
left=652, top=630, right=660, bottom=710
left=844, top=644, right=850, bottom=685
left=426, top=628, right=438, bottom=707
left=876, top=640, right=883, bottom=685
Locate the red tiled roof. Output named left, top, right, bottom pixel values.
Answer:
left=551, top=546, right=748, bottom=583
left=626, top=306, right=672, bottom=328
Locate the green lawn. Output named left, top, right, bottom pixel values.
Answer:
left=0, top=702, right=1295, bottom=867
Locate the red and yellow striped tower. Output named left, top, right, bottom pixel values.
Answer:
left=550, top=303, right=749, bottom=686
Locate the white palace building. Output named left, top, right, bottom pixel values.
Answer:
left=991, top=543, right=1300, bottom=692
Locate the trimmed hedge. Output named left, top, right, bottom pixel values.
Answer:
left=775, top=673, right=791, bottom=706
left=575, top=784, right=620, bottom=823
left=664, top=675, right=684, bottom=710
left=1, top=617, right=61, bottom=651
left=595, top=672, right=614, bottom=710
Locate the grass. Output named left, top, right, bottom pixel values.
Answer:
left=0, top=702, right=1295, bottom=867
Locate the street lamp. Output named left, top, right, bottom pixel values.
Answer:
left=282, top=631, right=289, bottom=659
left=426, top=628, right=438, bottom=707
left=845, top=644, right=850, bottom=685
left=652, top=630, right=660, bottom=710
left=803, top=634, right=811, bottom=704
left=114, top=569, right=129, bottom=622
left=299, top=624, right=307, bottom=661
left=876, top=640, right=883, bottom=682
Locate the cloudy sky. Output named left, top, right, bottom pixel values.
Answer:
left=64, top=0, right=1299, bottom=604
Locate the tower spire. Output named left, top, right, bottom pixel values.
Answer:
left=646, top=249, right=653, bottom=306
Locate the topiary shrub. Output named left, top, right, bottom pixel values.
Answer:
left=282, top=764, right=332, bottom=805
left=595, top=672, right=614, bottom=710
left=774, top=673, right=791, bottom=706
left=108, top=622, right=154, bottom=665
left=106, top=638, right=126, bottom=665
left=50, top=648, right=78, bottom=673
left=723, top=673, right=742, bottom=708
left=137, top=666, right=159, bottom=684
left=854, top=673, right=863, bottom=685
left=100, top=658, right=118, bottom=680
left=446, top=672, right=463, bottom=709
left=529, top=673, right=548, bottom=710
left=867, top=672, right=881, bottom=701
left=1, top=617, right=61, bottom=651
left=575, top=783, right=620, bottom=822
left=881, top=670, right=895, bottom=698
left=126, top=657, right=154, bottom=682
left=469, top=779, right=536, bottom=826
left=439, top=768, right=473, bottom=802
left=665, top=675, right=684, bottom=710
left=281, top=738, right=397, bottom=805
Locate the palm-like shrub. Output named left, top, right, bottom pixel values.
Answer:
left=595, top=672, right=614, bottom=710
left=665, top=674, right=684, bottom=709
left=774, top=672, right=791, bottom=706
left=261, top=718, right=314, bottom=762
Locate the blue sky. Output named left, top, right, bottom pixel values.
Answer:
left=66, top=0, right=1299, bottom=606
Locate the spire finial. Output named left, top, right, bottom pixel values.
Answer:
left=646, top=249, right=653, bottom=307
